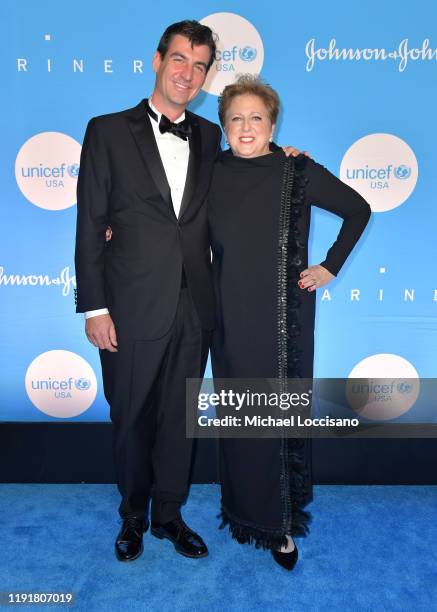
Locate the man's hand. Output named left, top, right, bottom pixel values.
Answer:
left=281, top=146, right=311, bottom=159
left=298, top=265, right=334, bottom=292
left=282, top=145, right=301, bottom=158
left=85, top=314, right=118, bottom=352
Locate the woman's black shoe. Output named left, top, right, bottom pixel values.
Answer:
left=271, top=545, right=298, bottom=571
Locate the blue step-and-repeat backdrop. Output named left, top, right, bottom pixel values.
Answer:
left=1, top=0, right=436, bottom=422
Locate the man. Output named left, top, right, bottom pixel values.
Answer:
left=75, top=20, right=220, bottom=561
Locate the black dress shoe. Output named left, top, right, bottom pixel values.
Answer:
left=115, top=517, right=149, bottom=562
left=271, top=545, right=298, bottom=571
left=151, top=518, right=208, bottom=558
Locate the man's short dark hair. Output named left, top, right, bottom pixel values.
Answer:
left=157, top=20, right=217, bottom=72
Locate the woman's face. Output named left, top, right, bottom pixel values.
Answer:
left=224, top=94, right=275, bottom=158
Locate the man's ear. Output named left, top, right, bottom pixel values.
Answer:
left=271, top=124, right=276, bottom=140
left=152, top=51, right=161, bottom=74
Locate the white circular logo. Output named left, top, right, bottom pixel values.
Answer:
left=25, top=350, right=97, bottom=418
left=200, top=12, right=264, bottom=96
left=346, top=353, right=419, bottom=420
left=339, top=133, right=418, bottom=212
left=15, top=132, right=81, bottom=210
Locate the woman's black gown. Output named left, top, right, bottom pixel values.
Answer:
left=208, top=149, right=370, bottom=549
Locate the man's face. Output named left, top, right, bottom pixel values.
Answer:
left=152, top=34, right=211, bottom=114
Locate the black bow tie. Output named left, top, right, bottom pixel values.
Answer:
left=146, top=101, right=191, bottom=141
left=159, top=114, right=191, bottom=140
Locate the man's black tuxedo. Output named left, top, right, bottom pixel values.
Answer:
left=75, top=99, right=221, bottom=338
left=75, top=99, right=221, bottom=523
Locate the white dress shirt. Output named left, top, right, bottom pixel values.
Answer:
left=85, top=99, right=190, bottom=320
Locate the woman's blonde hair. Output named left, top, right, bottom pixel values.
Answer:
left=218, top=74, right=280, bottom=127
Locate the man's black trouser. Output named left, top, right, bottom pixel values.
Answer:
left=100, top=288, right=210, bottom=524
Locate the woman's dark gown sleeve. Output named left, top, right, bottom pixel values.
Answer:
left=305, top=159, right=371, bottom=276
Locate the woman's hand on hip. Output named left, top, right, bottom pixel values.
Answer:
left=298, top=265, right=334, bottom=292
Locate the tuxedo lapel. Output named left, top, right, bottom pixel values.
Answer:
left=127, top=100, right=173, bottom=215
left=179, top=113, right=201, bottom=220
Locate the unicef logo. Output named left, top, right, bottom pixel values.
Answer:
left=397, top=382, right=413, bottom=394
left=68, top=163, right=80, bottom=178
left=346, top=353, right=420, bottom=420
left=394, top=164, right=411, bottom=180
left=25, top=350, right=97, bottom=418
left=340, top=134, right=418, bottom=212
left=239, top=46, right=257, bottom=62
left=200, top=13, right=264, bottom=96
left=75, top=378, right=91, bottom=391
left=15, top=132, right=81, bottom=211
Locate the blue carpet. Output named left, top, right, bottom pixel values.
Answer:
left=1, top=484, right=436, bottom=611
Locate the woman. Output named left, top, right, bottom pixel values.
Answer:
left=208, top=75, right=371, bottom=570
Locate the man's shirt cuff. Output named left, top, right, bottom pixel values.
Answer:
left=85, top=308, right=109, bottom=319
